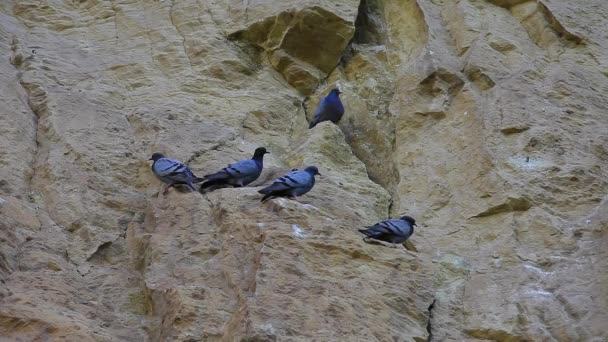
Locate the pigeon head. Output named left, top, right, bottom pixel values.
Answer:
left=400, top=215, right=417, bottom=226
left=304, top=166, right=321, bottom=176
left=149, top=152, right=165, bottom=161
left=253, top=147, right=269, bottom=159
left=329, top=88, right=342, bottom=96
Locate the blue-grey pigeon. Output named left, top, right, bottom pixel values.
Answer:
left=149, top=153, right=203, bottom=194
left=359, top=216, right=417, bottom=247
left=309, top=88, right=344, bottom=129
left=258, top=166, right=320, bottom=202
left=200, top=147, right=269, bottom=191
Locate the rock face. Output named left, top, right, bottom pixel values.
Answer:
left=0, top=0, right=607, bottom=341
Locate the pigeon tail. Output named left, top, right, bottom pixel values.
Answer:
left=260, top=193, right=274, bottom=202
left=202, top=171, right=229, bottom=182
left=358, top=229, right=372, bottom=236
left=258, top=181, right=292, bottom=195
left=257, top=186, right=274, bottom=195
left=200, top=179, right=225, bottom=189
left=260, top=188, right=293, bottom=201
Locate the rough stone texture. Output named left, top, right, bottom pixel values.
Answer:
left=228, top=1, right=359, bottom=95
left=0, top=0, right=607, bottom=341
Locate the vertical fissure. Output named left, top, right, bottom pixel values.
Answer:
left=9, top=36, right=42, bottom=192
left=426, top=299, right=436, bottom=341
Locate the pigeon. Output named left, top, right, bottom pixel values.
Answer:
left=358, top=215, right=417, bottom=247
left=309, top=88, right=344, bottom=129
left=258, top=166, right=320, bottom=202
left=200, top=147, right=269, bottom=191
left=149, top=152, right=203, bottom=194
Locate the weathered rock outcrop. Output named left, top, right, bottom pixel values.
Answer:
left=1, top=0, right=607, bottom=341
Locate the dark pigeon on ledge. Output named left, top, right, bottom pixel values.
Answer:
left=200, top=147, right=269, bottom=192
left=309, top=88, right=344, bottom=129
left=258, top=166, right=320, bottom=202
left=149, top=153, right=203, bottom=195
left=359, top=215, right=417, bottom=248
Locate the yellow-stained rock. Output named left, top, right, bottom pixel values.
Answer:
left=1, top=0, right=607, bottom=341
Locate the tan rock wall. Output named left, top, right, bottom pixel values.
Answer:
left=1, top=0, right=606, bottom=341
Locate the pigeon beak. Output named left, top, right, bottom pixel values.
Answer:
left=148, top=157, right=153, bottom=161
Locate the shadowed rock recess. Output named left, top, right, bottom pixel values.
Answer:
left=0, top=0, right=607, bottom=340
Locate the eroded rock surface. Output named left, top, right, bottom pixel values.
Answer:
left=1, top=0, right=607, bottom=341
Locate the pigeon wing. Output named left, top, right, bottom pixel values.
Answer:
left=361, top=219, right=403, bottom=236
left=258, top=170, right=309, bottom=194
left=204, top=159, right=258, bottom=181
left=309, top=98, right=328, bottom=128
left=226, top=159, right=259, bottom=176
left=153, top=158, right=193, bottom=179
left=327, top=97, right=344, bottom=123
left=381, top=219, right=412, bottom=238
left=368, top=221, right=393, bottom=234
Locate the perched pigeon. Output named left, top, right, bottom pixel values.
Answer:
left=359, top=215, right=417, bottom=247
left=309, top=88, right=344, bottom=129
left=149, top=152, right=203, bottom=194
left=200, top=147, right=269, bottom=191
left=258, top=166, right=320, bottom=202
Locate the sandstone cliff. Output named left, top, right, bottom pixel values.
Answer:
left=1, top=0, right=607, bottom=341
